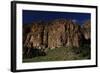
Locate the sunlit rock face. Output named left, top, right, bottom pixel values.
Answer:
left=23, top=21, right=46, bottom=49
left=48, top=19, right=66, bottom=49
left=23, top=19, right=91, bottom=51
left=47, top=19, right=82, bottom=49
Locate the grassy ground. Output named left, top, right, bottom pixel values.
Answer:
left=23, top=44, right=90, bottom=63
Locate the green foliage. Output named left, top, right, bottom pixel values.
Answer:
left=23, top=45, right=91, bottom=63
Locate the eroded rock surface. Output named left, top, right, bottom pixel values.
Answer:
left=23, top=19, right=91, bottom=58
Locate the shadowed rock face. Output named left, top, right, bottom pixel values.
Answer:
left=23, top=19, right=91, bottom=57
left=82, top=20, right=91, bottom=40
left=81, top=20, right=91, bottom=45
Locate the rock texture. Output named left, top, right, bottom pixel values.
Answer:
left=23, top=19, right=91, bottom=58
left=82, top=20, right=91, bottom=40
left=47, top=19, right=82, bottom=49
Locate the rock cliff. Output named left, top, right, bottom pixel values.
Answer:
left=23, top=19, right=91, bottom=57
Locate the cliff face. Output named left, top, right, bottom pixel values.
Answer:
left=23, top=19, right=91, bottom=57
left=82, top=20, right=91, bottom=40
left=47, top=19, right=82, bottom=49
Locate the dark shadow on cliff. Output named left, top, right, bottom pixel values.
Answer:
left=23, top=47, right=47, bottom=59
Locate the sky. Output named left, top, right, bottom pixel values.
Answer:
left=23, top=10, right=91, bottom=25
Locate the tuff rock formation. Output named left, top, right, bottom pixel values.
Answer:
left=23, top=19, right=91, bottom=58
left=82, top=20, right=91, bottom=40
left=81, top=20, right=91, bottom=45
